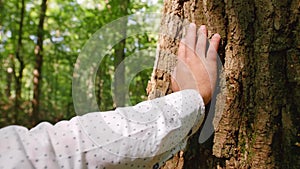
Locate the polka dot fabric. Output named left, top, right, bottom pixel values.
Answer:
left=0, top=89, right=205, bottom=169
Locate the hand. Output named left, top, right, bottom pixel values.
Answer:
left=171, top=23, right=221, bottom=104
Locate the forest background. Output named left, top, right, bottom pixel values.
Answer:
left=0, top=0, right=162, bottom=127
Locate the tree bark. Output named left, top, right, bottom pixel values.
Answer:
left=32, top=0, right=47, bottom=125
left=148, top=0, right=300, bottom=168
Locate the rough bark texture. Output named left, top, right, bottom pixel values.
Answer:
left=148, top=0, right=300, bottom=168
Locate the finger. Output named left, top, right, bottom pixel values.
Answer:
left=171, top=76, right=180, bottom=92
left=207, top=33, right=221, bottom=62
left=185, top=23, right=197, bottom=52
left=196, top=25, right=208, bottom=58
left=171, top=66, right=181, bottom=92
left=178, top=39, right=186, bottom=60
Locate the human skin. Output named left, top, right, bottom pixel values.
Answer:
left=171, top=23, right=221, bottom=104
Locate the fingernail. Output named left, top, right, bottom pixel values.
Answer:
left=190, top=23, right=196, bottom=28
left=200, top=25, right=206, bottom=30
left=181, top=38, right=186, bottom=43
left=213, top=33, right=221, bottom=39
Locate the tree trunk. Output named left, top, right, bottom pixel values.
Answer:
left=148, top=0, right=300, bottom=168
left=113, top=38, right=127, bottom=107
left=32, top=0, right=47, bottom=125
left=14, top=0, right=26, bottom=123
left=112, top=0, right=129, bottom=107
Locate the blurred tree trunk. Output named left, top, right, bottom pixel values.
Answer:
left=112, top=0, right=129, bottom=107
left=148, top=0, right=300, bottom=168
left=113, top=36, right=127, bottom=107
left=32, top=0, right=47, bottom=125
left=5, top=71, right=12, bottom=98
left=13, top=0, right=26, bottom=122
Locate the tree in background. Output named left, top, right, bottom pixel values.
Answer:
left=148, top=0, right=300, bottom=168
left=14, top=0, right=25, bottom=122
left=32, top=0, right=47, bottom=125
left=112, top=0, right=129, bottom=107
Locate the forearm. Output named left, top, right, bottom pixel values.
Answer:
left=0, top=89, right=205, bottom=169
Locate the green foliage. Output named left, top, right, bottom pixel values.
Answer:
left=0, top=0, right=162, bottom=128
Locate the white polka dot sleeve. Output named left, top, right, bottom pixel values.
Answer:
left=0, top=89, right=205, bottom=169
